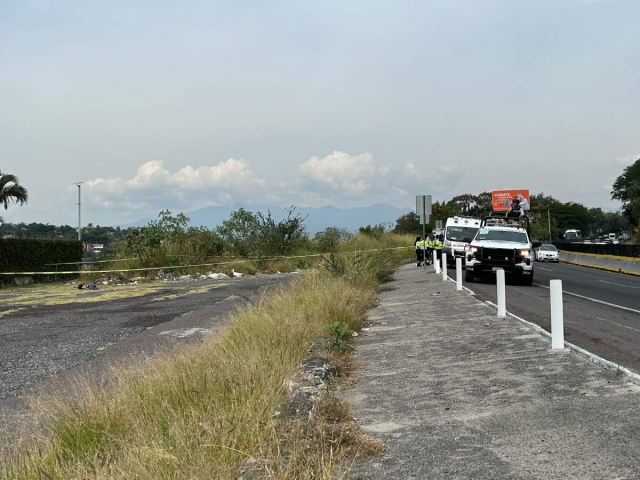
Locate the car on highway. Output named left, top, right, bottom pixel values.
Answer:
left=464, top=214, right=536, bottom=285
left=534, top=244, right=559, bottom=262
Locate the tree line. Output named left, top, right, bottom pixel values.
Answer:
left=393, top=190, right=636, bottom=242
left=2, top=157, right=639, bottom=249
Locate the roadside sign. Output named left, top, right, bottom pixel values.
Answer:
left=492, top=189, right=530, bottom=211
left=416, top=195, right=432, bottom=225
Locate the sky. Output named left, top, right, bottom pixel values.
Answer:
left=1, top=0, right=639, bottom=227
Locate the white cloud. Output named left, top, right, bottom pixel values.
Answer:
left=616, top=154, right=640, bottom=166
left=80, top=152, right=463, bottom=223
left=298, top=152, right=378, bottom=196
left=298, top=151, right=460, bottom=201
left=85, top=159, right=269, bottom=213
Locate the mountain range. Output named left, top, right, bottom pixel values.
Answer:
left=120, top=204, right=412, bottom=234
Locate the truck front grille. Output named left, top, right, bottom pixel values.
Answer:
left=480, top=248, right=515, bottom=267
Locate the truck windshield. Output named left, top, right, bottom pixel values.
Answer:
left=475, top=230, right=528, bottom=243
left=565, top=231, right=581, bottom=240
left=446, top=226, right=479, bottom=242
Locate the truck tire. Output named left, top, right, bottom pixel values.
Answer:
left=465, top=269, right=475, bottom=283
left=521, top=273, right=534, bottom=286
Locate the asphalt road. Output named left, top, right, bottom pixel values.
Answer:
left=532, top=261, right=640, bottom=311
left=462, top=261, right=640, bottom=372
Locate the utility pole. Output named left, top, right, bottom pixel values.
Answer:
left=75, top=182, right=83, bottom=241
left=548, top=209, right=552, bottom=242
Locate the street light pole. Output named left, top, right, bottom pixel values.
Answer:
left=75, top=182, right=83, bottom=241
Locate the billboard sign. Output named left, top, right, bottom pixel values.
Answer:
left=492, top=189, right=530, bottom=212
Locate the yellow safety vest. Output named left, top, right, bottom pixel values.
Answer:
left=434, top=240, right=443, bottom=250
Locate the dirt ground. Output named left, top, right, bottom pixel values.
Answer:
left=0, top=273, right=296, bottom=450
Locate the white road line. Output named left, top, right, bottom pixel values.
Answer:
left=485, top=301, right=640, bottom=385
left=599, top=280, right=640, bottom=289
left=537, top=267, right=553, bottom=271
left=533, top=283, right=640, bottom=315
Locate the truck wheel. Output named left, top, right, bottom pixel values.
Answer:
left=465, top=269, right=475, bottom=283
left=521, top=273, right=534, bottom=286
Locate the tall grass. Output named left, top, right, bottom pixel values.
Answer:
left=1, top=233, right=414, bottom=479
left=1, top=271, right=379, bottom=479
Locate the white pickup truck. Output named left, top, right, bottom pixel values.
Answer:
left=464, top=214, right=538, bottom=286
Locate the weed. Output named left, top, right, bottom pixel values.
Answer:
left=324, top=321, right=355, bottom=355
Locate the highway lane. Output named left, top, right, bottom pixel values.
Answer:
left=532, top=261, right=640, bottom=312
left=460, top=262, right=640, bottom=372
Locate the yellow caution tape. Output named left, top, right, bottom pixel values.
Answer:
left=0, top=246, right=412, bottom=275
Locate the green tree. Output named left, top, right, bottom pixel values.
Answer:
left=255, top=206, right=308, bottom=256
left=119, top=210, right=224, bottom=267
left=314, top=227, right=352, bottom=252
left=450, top=192, right=492, bottom=218
left=216, top=208, right=260, bottom=256
left=393, top=212, right=421, bottom=234
left=0, top=171, right=28, bottom=223
left=612, top=158, right=640, bottom=227
left=358, top=223, right=387, bottom=238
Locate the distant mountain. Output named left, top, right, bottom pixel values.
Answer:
left=120, top=204, right=412, bottom=233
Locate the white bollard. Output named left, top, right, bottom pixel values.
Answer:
left=435, top=255, right=441, bottom=274
left=550, top=279, right=565, bottom=350
left=456, top=257, right=463, bottom=291
left=496, top=268, right=506, bottom=317
left=442, top=253, right=448, bottom=281
left=433, top=250, right=438, bottom=271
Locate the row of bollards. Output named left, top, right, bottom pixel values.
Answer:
left=432, top=254, right=565, bottom=350
left=495, top=269, right=565, bottom=350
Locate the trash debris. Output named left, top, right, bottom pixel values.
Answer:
left=207, top=272, right=229, bottom=280
left=231, top=269, right=243, bottom=278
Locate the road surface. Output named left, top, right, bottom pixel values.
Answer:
left=461, top=261, right=640, bottom=372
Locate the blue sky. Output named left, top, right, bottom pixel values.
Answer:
left=1, top=0, right=638, bottom=226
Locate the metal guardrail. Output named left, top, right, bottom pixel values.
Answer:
left=553, top=242, right=640, bottom=258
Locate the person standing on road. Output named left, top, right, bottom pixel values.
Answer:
left=415, top=236, right=424, bottom=266
left=426, top=234, right=436, bottom=265
left=435, top=234, right=444, bottom=266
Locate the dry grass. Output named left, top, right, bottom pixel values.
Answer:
left=0, top=271, right=377, bottom=479
left=1, top=234, right=414, bottom=478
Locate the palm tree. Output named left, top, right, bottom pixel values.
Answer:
left=0, top=171, right=28, bottom=223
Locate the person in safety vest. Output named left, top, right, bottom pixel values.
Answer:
left=434, top=234, right=444, bottom=265
left=415, top=236, right=425, bottom=266
left=426, top=234, right=436, bottom=265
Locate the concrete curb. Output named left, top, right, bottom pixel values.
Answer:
left=484, top=300, right=640, bottom=385
left=559, top=250, right=640, bottom=276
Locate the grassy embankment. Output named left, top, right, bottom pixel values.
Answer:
left=1, top=233, right=414, bottom=479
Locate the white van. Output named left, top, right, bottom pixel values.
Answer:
left=442, top=216, right=481, bottom=267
